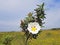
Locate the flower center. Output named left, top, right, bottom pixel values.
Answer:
left=31, top=26, right=37, bottom=31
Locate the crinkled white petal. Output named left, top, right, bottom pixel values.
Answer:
left=27, top=22, right=41, bottom=34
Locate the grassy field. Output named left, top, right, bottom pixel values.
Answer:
left=0, top=29, right=60, bottom=45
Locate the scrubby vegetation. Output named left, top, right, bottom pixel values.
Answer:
left=51, top=28, right=60, bottom=30
left=0, top=29, right=60, bottom=45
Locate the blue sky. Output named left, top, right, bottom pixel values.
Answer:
left=0, top=0, right=60, bottom=31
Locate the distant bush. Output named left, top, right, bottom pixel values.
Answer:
left=46, top=33, right=51, bottom=37
left=3, top=37, right=13, bottom=45
left=51, top=28, right=60, bottom=30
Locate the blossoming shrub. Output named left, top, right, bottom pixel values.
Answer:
left=20, top=3, right=45, bottom=39
left=20, top=3, right=46, bottom=45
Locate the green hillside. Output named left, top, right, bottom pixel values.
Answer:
left=0, top=30, right=60, bottom=45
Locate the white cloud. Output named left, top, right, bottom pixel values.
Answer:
left=0, top=20, right=20, bottom=31
left=0, top=0, right=40, bottom=12
left=0, top=0, right=20, bottom=10
left=0, top=21, right=19, bottom=26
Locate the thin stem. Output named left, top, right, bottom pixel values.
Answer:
left=25, top=34, right=30, bottom=45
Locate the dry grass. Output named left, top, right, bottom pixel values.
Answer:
left=0, top=30, right=60, bottom=45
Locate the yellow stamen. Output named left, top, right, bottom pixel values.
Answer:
left=31, top=26, right=37, bottom=31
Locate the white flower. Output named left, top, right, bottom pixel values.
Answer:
left=27, top=22, right=41, bottom=34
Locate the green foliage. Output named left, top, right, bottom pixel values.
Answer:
left=34, top=3, right=46, bottom=26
